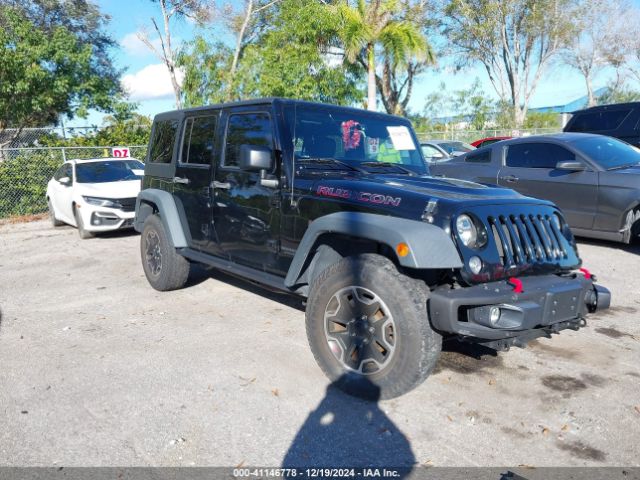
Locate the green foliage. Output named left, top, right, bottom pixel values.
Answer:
left=0, top=152, right=62, bottom=217
left=597, top=84, right=640, bottom=104
left=178, top=0, right=362, bottom=106
left=420, top=79, right=495, bottom=129
left=523, top=111, right=561, bottom=129
left=0, top=4, right=121, bottom=131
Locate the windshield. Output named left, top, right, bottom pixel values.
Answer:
left=437, top=141, right=475, bottom=154
left=573, top=136, right=640, bottom=170
left=291, top=105, right=428, bottom=175
left=75, top=160, right=145, bottom=183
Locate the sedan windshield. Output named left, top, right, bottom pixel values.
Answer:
left=75, top=160, right=144, bottom=183
left=574, top=136, right=640, bottom=170
left=290, top=105, right=428, bottom=175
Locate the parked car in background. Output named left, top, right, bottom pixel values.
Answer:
left=420, top=139, right=475, bottom=164
left=564, top=102, right=640, bottom=147
left=46, top=158, right=144, bottom=238
left=430, top=133, right=640, bottom=243
left=470, top=136, right=512, bottom=148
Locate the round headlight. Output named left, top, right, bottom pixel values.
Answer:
left=468, top=255, right=483, bottom=274
left=456, top=214, right=477, bottom=247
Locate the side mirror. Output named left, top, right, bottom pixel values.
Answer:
left=239, top=144, right=273, bottom=171
left=555, top=160, right=585, bottom=171
left=59, top=176, right=72, bottom=186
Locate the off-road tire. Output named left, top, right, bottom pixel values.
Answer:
left=305, top=253, right=442, bottom=399
left=622, top=208, right=640, bottom=244
left=48, top=199, right=63, bottom=227
left=140, top=214, right=190, bottom=291
left=74, top=207, right=93, bottom=239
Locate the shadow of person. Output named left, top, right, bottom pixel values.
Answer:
left=282, top=375, right=415, bottom=472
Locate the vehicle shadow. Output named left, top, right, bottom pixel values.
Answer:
left=281, top=375, right=415, bottom=471
left=93, top=229, right=139, bottom=240
left=576, top=236, right=640, bottom=254
left=196, top=266, right=305, bottom=312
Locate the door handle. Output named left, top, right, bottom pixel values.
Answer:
left=499, top=175, right=519, bottom=182
left=173, top=176, right=190, bottom=185
left=212, top=180, right=231, bottom=189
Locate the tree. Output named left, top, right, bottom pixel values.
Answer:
left=0, top=5, right=121, bottom=147
left=562, top=0, right=635, bottom=107
left=138, top=0, right=210, bottom=109
left=337, top=0, right=432, bottom=112
left=178, top=0, right=361, bottom=106
left=443, top=0, right=578, bottom=127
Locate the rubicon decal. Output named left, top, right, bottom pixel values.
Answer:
left=317, top=186, right=402, bottom=207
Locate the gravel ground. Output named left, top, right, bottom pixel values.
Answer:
left=0, top=220, right=639, bottom=467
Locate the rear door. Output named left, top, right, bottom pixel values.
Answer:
left=173, top=112, right=221, bottom=253
left=432, top=148, right=499, bottom=185
left=498, top=142, right=597, bottom=229
left=211, top=106, right=282, bottom=273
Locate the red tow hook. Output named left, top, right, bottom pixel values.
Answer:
left=579, top=267, right=597, bottom=282
left=508, top=277, right=524, bottom=293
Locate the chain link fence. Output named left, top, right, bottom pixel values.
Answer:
left=414, top=127, right=560, bottom=144
left=0, top=145, right=147, bottom=219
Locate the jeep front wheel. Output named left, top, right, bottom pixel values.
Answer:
left=140, top=214, right=190, bottom=291
left=305, top=254, right=442, bottom=399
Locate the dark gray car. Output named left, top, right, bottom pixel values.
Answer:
left=430, top=133, right=640, bottom=243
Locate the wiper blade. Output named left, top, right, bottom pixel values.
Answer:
left=608, top=163, right=639, bottom=170
left=297, top=157, right=367, bottom=173
left=360, top=161, right=417, bottom=176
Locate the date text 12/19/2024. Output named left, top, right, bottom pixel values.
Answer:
left=233, top=468, right=405, bottom=478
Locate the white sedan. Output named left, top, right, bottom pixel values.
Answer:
left=46, top=158, right=145, bottom=239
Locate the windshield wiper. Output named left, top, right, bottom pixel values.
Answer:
left=608, top=163, right=639, bottom=170
left=297, top=157, right=368, bottom=173
left=360, top=161, right=417, bottom=176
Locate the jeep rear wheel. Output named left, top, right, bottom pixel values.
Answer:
left=141, top=214, right=190, bottom=291
left=305, top=254, right=442, bottom=399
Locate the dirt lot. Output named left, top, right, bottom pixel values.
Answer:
left=0, top=219, right=639, bottom=467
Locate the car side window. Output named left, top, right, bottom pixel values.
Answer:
left=506, top=143, right=574, bottom=168
left=223, top=113, right=273, bottom=168
left=55, top=163, right=73, bottom=182
left=465, top=150, right=491, bottom=163
left=569, top=109, right=631, bottom=132
left=421, top=144, right=441, bottom=158
left=181, top=115, right=218, bottom=165
left=54, top=164, right=67, bottom=180
left=149, top=119, right=179, bottom=163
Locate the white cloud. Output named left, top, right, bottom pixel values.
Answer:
left=122, top=63, right=184, bottom=101
left=120, top=32, right=162, bottom=57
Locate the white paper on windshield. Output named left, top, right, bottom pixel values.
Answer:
left=386, top=126, right=416, bottom=150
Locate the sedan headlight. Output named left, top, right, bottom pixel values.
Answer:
left=82, top=196, right=120, bottom=208
left=455, top=214, right=487, bottom=248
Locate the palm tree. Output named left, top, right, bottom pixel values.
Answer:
left=337, top=0, right=432, bottom=111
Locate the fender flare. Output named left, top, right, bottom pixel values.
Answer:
left=134, top=189, right=189, bottom=248
left=284, top=211, right=463, bottom=288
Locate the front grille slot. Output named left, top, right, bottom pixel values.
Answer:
left=118, top=197, right=137, bottom=212
left=488, top=212, right=568, bottom=268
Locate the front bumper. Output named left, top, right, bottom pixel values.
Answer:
left=429, top=274, right=610, bottom=346
left=77, top=205, right=135, bottom=232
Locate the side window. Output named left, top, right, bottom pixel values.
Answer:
left=55, top=163, right=73, bottom=182
left=569, top=109, right=631, bottom=132
left=181, top=115, right=218, bottom=165
left=465, top=150, right=491, bottom=163
left=53, top=164, right=67, bottom=180
left=421, top=144, right=442, bottom=158
left=506, top=143, right=560, bottom=168
left=149, top=119, right=179, bottom=163
left=224, top=113, right=273, bottom=167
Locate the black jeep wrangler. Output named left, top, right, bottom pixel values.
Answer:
left=134, top=98, right=610, bottom=398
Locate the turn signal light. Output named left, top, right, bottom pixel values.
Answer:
left=396, top=242, right=410, bottom=257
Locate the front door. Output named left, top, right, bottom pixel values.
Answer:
left=498, top=142, right=598, bottom=230
left=211, top=107, right=281, bottom=273
left=173, top=113, right=221, bottom=253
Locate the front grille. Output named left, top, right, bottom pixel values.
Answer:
left=118, top=197, right=137, bottom=212
left=488, top=213, right=568, bottom=268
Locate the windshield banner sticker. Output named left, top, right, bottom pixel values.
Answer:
left=386, top=126, right=416, bottom=151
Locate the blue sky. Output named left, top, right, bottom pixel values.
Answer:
left=74, top=0, right=613, bottom=126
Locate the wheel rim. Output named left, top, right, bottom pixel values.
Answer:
left=145, top=230, right=162, bottom=276
left=323, top=286, right=397, bottom=375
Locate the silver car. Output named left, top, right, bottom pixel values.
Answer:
left=430, top=133, right=640, bottom=243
